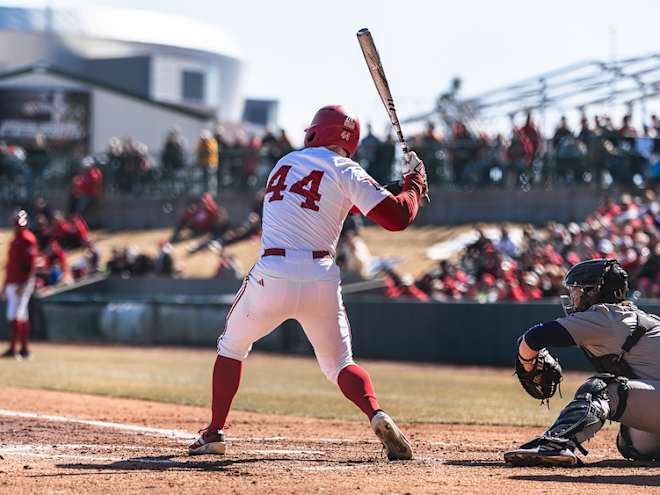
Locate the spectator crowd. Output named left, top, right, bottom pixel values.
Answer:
left=16, top=197, right=99, bottom=289
left=406, top=190, right=660, bottom=302
left=3, top=110, right=660, bottom=303
left=0, top=125, right=293, bottom=201
left=3, top=113, right=660, bottom=203
left=94, top=126, right=292, bottom=197
left=356, top=113, right=660, bottom=190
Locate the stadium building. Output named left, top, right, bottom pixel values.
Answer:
left=0, top=3, right=251, bottom=153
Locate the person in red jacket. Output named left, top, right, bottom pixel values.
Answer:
left=1, top=210, right=38, bottom=359
left=69, top=157, right=103, bottom=218
left=170, top=193, right=228, bottom=242
left=39, top=239, right=69, bottom=286
left=50, top=211, right=90, bottom=249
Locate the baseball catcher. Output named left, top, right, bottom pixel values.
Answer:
left=505, top=258, right=660, bottom=466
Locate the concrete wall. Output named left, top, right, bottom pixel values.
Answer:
left=19, top=296, right=660, bottom=370
left=61, top=277, right=243, bottom=297
left=0, top=190, right=257, bottom=229
left=0, top=187, right=607, bottom=229
left=416, top=188, right=603, bottom=225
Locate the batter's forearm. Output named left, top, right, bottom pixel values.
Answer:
left=366, top=173, right=423, bottom=231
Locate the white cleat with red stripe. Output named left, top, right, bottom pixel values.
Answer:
left=371, top=411, right=413, bottom=461
left=188, top=429, right=226, bottom=455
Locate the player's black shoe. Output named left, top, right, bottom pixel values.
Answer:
left=1, top=348, right=19, bottom=359
left=19, top=349, right=32, bottom=360
left=504, top=437, right=581, bottom=467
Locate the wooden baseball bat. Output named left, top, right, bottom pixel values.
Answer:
left=356, top=28, right=409, bottom=153
left=356, top=28, right=430, bottom=202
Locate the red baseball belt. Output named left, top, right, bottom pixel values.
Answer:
left=262, top=248, right=331, bottom=259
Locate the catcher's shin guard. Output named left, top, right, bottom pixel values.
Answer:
left=543, top=374, right=629, bottom=453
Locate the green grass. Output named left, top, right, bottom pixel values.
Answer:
left=0, top=343, right=588, bottom=426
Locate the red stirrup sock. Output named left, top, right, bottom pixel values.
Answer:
left=18, top=320, right=30, bottom=352
left=208, top=355, right=243, bottom=431
left=337, top=364, right=381, bottom=420
left=7, top=320, right=18, bottom=352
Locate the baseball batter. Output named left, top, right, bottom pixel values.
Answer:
left=2, top=210, right=38, bottom=360
left=189, top=105, right=428, bottom=460
left=505, top=259, right=660, bottom=466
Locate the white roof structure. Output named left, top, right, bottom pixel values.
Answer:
left=0, top=2, right=241, bottom=60
left=0, top=2, right=245, bottom=120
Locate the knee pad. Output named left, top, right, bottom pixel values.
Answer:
left=574, top=374, right=629, bottom=420
left=617, top=425, right=660, bottom=461
left=604, top=375, right=630, bottom=421
left=574, top=374, right=610, bottom=398
left=545, top=374, right=624, bottom=449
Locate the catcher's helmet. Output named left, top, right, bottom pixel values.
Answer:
left=13, top=209, right=28, bottom=228
left=563, top=258, right=628, bottom=312
left=304, top=105, right=360, bottom=158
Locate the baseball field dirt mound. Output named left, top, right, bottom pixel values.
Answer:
left=1, top=388, right=658, bottom=495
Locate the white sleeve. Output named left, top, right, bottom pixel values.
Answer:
left=337, top=162, right=391, bottom=214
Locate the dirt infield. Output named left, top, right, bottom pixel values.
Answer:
left=1, top=388, right=659, bottom=494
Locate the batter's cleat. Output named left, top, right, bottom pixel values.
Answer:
left=19, top=349, right=32, bottom=360
left=1, top=349, right=19, bottom=360
left=504, top=439, right=580, bottom=467
left=188, top=429, right=226, bottom=455
left=371, top=411, right=413, bottom=461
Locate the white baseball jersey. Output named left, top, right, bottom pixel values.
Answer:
left=217, top=146, right=392, bottom=383
left=260, top=147, right=391, bottom=257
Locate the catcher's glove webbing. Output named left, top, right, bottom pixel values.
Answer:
left=515, top=348, right=562, bottom=402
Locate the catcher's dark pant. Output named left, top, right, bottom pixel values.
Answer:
left=545, top=375, right=660, bottom=460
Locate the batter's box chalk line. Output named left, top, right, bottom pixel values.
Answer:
left=0, top=409, right=383, bottom=446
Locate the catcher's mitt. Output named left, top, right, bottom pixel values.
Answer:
left=515, top=348, right=562, bottom=401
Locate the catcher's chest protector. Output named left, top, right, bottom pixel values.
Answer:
left=581, top=311, right=660, bottom=379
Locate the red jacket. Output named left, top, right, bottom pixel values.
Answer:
left=181, top=193, right=219, bottom=231
left=4, top=229, right=38, bottom=285
left=72, top=167, right=103, bottom=198
left=43, top=240, right=67, bottom=271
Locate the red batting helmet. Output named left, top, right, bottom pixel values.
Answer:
left=14, top=209, right=28, bottom=228
left=304, top=105, right=360, bottom=158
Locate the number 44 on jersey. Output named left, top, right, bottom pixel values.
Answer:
left=266, top=166, right=325, bottom=211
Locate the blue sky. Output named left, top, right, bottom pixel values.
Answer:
left=23, top=1, right=660, bottom=142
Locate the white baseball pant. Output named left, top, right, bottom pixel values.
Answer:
left=217, top=253, right=354, bottom=383
left=5, top=279, right=35, bottom=322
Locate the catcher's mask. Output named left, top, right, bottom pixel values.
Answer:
left=561, top=258, right=628, bottom=315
